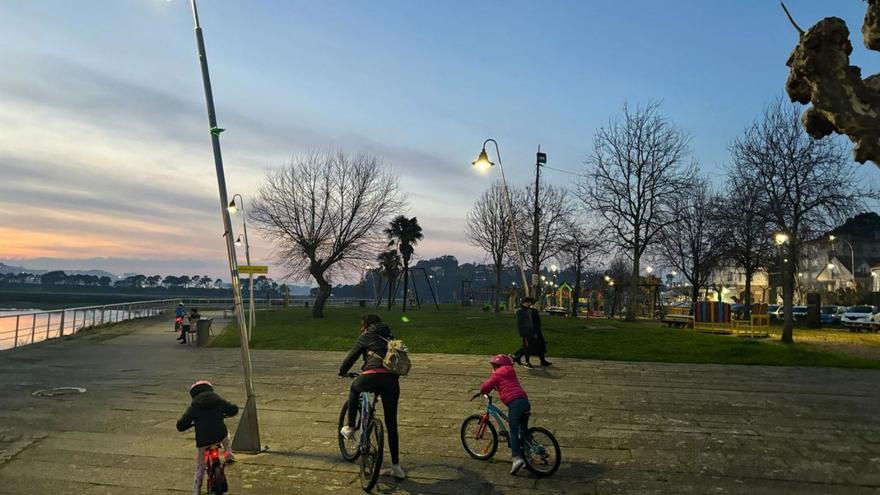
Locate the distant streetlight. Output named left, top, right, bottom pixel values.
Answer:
left=829, top=235, right=856, bottom=289
left=604, top=275, right=611, bottom=282
left=646, top=266, right=653, bottom=274
left=229, top=193, right=255, bottom=338
left=550, top=264, right=558, bottom=272
left=774, top=231, right=789, bottom=245
left=472, top=139, right=530, bottom=295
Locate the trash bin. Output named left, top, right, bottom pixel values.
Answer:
left=196, top=318, right=212, bottom=347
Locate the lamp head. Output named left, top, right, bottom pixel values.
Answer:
left=774, top=232, right=789, bottom=245
left=827, top=262, right=835, bottom=270
left=234, top=235, right=243, bottom=246
left=227, top=198, right=239, bottom=214
left=472, top=148, right=494, bottom=172
left=829, top=234, right=837, bottom=242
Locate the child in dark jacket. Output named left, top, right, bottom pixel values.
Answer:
left=177, top=381, right=238, bottom=495
left=473, top=354, right=531, bottom=475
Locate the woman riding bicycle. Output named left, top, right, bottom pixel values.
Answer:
left=338, top=314, right=406, bottom=480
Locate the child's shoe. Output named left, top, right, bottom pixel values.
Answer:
left=382, top=463, right=407, bottom=479
left=340, top=426, right=355, bottom=440
left=510, top=456, right=525, bottom=475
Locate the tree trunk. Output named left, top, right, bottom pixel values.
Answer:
left=626, top=252, right=639, bottom=321
left=744, top=267, right=753, bottom=319
left=402, top=262, right=410, bottom=312
left=781, top=245, right=795, bottom=343
left=387, top=273, right=395, bottom=310
left=312, top=272, right=331, bottom=318
left=571, top=265, right=582, bottom=318
left=494, top=268, right=501, bottom=313
left=690, top=282, right=700, bottom=315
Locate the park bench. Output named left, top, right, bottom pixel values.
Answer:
left=545, top=306, right=568, bottom=317
left=732, top=303, right=770, bottom=338
left=662, top=306, right=693, bottom=328
left=693, top=301, right=733, bottom=334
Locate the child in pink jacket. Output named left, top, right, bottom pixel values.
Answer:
left=474, top=354, right=531, bottom=475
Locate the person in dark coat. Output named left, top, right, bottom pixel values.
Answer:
left=177, top=380, right=238, bottom=495
left=513, top=297, right=551, bottom=367
left=338, top=314, right=406, bottom=480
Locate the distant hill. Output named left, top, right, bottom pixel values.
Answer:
left=0, top=262, right=116, bottom=279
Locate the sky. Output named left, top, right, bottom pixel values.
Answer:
left=1, top=0, right=878, bottom=280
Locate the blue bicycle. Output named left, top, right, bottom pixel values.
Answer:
left=461, top=393, right=561, bottom=477
left=338, top=373, right=384, bottom=492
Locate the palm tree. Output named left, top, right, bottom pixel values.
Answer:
left=377, top=249, right=402, bottom=310
left=384, top=216, right=424, bottom=312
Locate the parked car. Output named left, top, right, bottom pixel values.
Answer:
left=820, top=305, right=845, bottom=325
left=791, top=305, right=808, bottom=321
left=768, top=304, right=783, bottom=321
left=841, top=305, right=879, bottom=325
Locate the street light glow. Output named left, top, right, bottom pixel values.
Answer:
left=235, top=235, right=243, bottom=246
left=827, top=262, right=835, bottom=270
left=646, top=266, right=653, bottom=274
left=471, top=148, right=494, bottom=172
left=227, top=198, right=239, bottom=213
left=550, top=264, right=558, bottom=272
left=774, top=232, right=789, bottom=245
left=829, top=235, right=837, bottom=242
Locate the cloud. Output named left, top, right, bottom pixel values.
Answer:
left=0, top=51, right=486, bottom=279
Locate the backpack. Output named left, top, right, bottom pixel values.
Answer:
left=370, top=335, right=412, bottom=376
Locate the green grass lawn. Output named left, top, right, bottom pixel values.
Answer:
left=211, top=306, right=880, bottom=368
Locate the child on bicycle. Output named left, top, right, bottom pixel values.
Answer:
left=177, top=380, right=239, bottom=495
left=473, top=354, right=531, bottom=475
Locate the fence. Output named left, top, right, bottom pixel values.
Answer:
left=0, top=299, right=178, bottom=351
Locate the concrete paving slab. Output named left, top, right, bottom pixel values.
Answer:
left=1, top=314, right=879, bottom=494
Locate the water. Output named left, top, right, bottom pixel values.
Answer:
left=0, top=307, right=149, bottom=351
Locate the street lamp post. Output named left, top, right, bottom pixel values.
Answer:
left=829, top=235, right=856, bottom=289
left=472, top=139, right=530, bottom=295
left=187, top=0, right=260, bottom=452
left=229, top=194, right=255, bottom=339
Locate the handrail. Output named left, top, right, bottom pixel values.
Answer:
left=0, top=298, right=178, bottom=351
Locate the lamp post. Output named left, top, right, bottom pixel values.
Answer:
left=187, top=0, right=260, bottom=452
left=829, top=235, right=856, bottom=289
left=229, top=194, right=254, bottom=339
left=472, top=139, right=530, bottom=295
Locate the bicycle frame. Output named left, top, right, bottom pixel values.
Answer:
left=356, top=391, right=379, bottom=451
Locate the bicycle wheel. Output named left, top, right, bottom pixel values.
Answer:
left=460, top=414, right=498, bottom=460
left=211, top=463, right=227, bottom=494
left=360, top=420, right=384, bottom=492
left=522, top=426, right=561, bottom=477
left=338, top=400, right=361, bottom=462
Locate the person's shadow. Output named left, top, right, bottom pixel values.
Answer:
left=373, top=460, right=606, bottom=494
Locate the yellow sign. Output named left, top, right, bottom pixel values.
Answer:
left=239, top=265, right=268, bottom=274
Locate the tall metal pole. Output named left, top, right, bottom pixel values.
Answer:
left=531, top=145, right=544, bottom=300
left=189, top=0, right=260, bottom=452
left=482, top=139, right=530, bottom=295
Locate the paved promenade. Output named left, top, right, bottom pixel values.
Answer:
left=0, top=315, right=879, bottom=494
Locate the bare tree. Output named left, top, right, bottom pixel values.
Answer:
left=579, top=102, right=694, bottom=321
left=655, top=176, right=726, bottom=311
left=250, top=150, right=405, bottom=318
left=730, top=100, right=871, bottom=343
left=559, top=220, right=607, bottom=317
left=514, top=182, right=574, bottom=305
left=466, top=182, right=513, bottom=312
left=720, top=169, right=775, bottom=317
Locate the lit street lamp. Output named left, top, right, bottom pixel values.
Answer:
left=829, top=235, right=856, bottom=289
left=187, top=0, right=259, bottom=452
left=229, top=194, right=255, bottom=338
left=472, top=139, right=530, bottom=296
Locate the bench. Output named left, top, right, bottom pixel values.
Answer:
left=662, top=306, right=694, bottom=328
left=732, top=303, right=770, bottom=338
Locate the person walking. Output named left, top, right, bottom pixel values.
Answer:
left=513, top=297, right=551, bottom=367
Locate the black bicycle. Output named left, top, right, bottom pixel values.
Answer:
left=338, top=373, right=384, bottom=492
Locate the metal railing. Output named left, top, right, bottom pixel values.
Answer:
left=0, top=299, right=178, bottom=351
